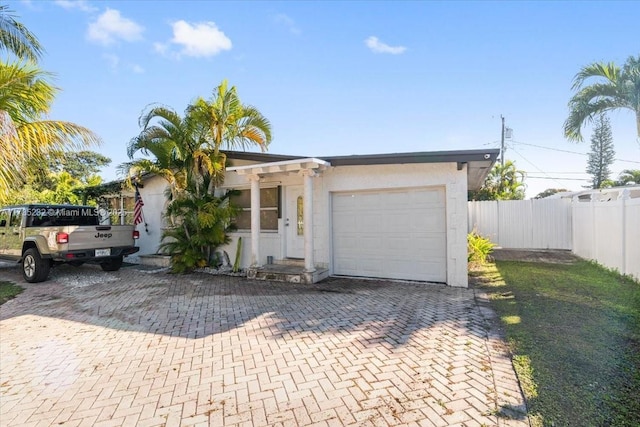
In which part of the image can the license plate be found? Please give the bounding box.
[95,248,111,257]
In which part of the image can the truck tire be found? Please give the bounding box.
[101,256,123,272]
[22,248,51,283]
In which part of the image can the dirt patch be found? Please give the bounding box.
[490,249,579,264]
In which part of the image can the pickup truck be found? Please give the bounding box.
[0,204,140,283]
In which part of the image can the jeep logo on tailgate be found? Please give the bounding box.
[95,232,112,239]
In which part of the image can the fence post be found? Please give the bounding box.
[619,189,629,276]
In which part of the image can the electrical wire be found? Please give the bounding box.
[509,139,640,164]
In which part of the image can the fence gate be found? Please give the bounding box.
[468,198,572,250]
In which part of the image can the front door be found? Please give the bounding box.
[285,186,304,258]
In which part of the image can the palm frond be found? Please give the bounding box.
[0,5,44,62]
[572,62,620,91]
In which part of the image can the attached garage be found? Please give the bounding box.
[332,187,447,282]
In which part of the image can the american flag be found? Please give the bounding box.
[134,187,144,225]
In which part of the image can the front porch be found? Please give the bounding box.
[227,158,331,284]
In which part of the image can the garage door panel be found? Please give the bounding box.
[332,187,447,282]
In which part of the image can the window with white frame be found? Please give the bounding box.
[230,187,279,231]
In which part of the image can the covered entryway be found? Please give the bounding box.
[332,186,447,282]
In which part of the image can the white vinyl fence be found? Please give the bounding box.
[468,198,572,250]
[572,190,640,281]
[468,187,640,281]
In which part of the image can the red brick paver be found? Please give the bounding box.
[0,263,528,426]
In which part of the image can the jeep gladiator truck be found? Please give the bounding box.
[0,204,140,283]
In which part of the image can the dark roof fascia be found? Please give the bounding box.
[223,149,500,166]
[321,149,500,166]
[223,151,303,163]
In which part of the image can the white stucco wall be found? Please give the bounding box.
[134,175,169,259]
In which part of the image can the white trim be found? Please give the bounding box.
[228,158,330,175]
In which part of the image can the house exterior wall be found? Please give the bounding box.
[133,175,169,260]
[135,161,470,287]
[221,162,468,286]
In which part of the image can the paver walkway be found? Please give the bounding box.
[0,263,528,426]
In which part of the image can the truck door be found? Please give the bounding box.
[6,208,24,258]
[0,209,8,255]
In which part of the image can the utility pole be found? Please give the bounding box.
[500,115,505,168]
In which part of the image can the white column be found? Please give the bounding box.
[249,174,261,267]
[302,169,315,272]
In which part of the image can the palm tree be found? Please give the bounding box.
[564,55,640,142]
[0,62,100,203]
[123,104,218,199]
[187,79,272,189]
[470,160,526,201]
[0,5,43,62]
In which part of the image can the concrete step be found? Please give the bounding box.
[273,258,305,267]
[248,265,330,284]
[139,254,171,268]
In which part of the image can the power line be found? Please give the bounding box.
[526,176,590,181]
[509,139,640,164]
[510,146,566,188]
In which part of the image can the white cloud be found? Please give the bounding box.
[273,13,301,35]
[158,20,232,59]
[365,36,407,55]
[131,64,144,74]
[87,8,144,46]
[54,0,97,13]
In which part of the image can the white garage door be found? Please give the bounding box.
[332,187,447,282]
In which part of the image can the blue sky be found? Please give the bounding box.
[12,0,640,198]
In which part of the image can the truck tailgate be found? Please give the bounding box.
[66,225,135,252]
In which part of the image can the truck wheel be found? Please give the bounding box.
[101,256,123,272]
[22,248,50,283]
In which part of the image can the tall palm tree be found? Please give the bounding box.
[564,55,640,142]
[187,79,272,188]
[0,5,43,62]
[0,62,100,203]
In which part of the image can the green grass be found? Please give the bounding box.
[0,281,23,305]
[473,260,640,427]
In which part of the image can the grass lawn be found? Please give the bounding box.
[472,259,640,427]
[0,281,23,306]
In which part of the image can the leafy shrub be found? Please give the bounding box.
[160,190,238,273]
[468,229,496,265]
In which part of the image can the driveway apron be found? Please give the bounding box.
[0,263,528,426]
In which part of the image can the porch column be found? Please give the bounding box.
[248,174,261,267]
[302,169,316,272]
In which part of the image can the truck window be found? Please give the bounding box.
[9,209,23,227]
[0,209,7,227]
[27,207,99,227]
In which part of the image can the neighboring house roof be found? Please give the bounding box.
[550,185,640,201]
[224,149,499,190]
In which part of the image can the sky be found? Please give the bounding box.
[10,0,640,198]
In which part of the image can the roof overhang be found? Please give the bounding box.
[225,149,498,190]
[227,157,331,176]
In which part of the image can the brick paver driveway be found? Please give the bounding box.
[0,263,527,427]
